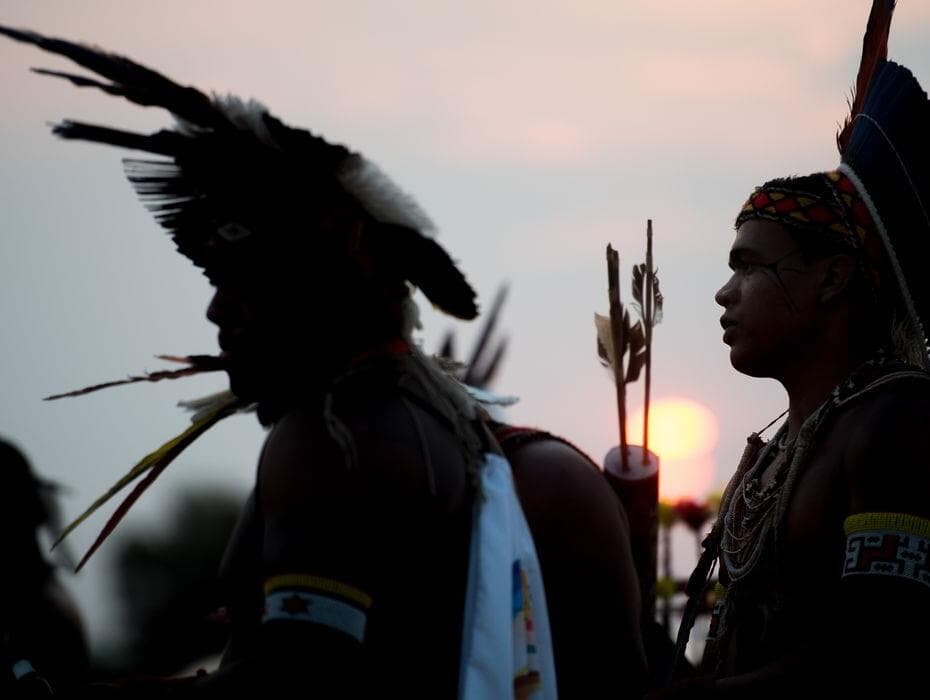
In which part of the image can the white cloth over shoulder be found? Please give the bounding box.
[458,452,558,699]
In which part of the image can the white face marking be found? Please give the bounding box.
[217,222,252,241]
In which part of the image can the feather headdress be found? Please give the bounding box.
[735,0,930,368]
[1,24,480,567]
[0,24,478,319]
[834,0,930,367]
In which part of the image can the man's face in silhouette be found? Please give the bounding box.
[715,219,822,378]
[206,274,300,401]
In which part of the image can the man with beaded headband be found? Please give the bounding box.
[663,1,930,697]
[0,24,651,699]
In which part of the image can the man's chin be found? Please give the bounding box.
[728,346,777,379]
[225,368,262,403]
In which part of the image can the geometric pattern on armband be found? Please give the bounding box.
[843,512,930,588]
[262,574,373,643]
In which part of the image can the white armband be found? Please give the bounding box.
[262,574,373,642]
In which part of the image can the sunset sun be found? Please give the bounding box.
[627,397,719,501]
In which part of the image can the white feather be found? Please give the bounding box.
[337,154,437,236]
[178,389,255,423]
[203,94,278,148]
[461,384,520,407]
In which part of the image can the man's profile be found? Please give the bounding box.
[1,23,647,698]
[668,2,930,696]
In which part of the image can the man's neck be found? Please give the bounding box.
[254,336,411,425]
[779,327,871,442]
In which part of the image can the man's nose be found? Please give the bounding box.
[206,288,226,326]
[715,273,738,308]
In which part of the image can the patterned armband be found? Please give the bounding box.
[843,512,930,589]
[262,574,373,642]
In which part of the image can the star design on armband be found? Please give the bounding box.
[281,593,311,615]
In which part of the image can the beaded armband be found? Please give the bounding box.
[843,512,930,589]
[262,574,373,642]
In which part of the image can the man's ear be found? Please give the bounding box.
[819,253,858,303]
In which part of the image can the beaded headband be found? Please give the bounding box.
[734,171,876,248]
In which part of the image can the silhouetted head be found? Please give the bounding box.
[716,170,926,378]
[0,438,53,537]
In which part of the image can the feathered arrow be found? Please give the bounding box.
[631,221,663,459]
[596,222,663,470]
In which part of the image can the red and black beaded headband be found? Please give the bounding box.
[734,171,877,248]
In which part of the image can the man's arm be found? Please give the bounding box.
[835,389,930,682]
[716,390,930,698]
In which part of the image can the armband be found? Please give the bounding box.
[843,512,930,588]
[262,574,373,642]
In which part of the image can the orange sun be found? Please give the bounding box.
[627,397,719,501]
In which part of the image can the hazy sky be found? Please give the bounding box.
[3,1,929,650]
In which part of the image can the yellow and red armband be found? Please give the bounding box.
[843,512,930,589]
[262,574,373,643]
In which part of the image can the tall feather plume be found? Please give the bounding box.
[0,23,478,318]
[0,26,223,127]
[837,0,896,154]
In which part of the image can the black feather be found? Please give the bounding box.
[437,331,456,360]
[386,224,478,320]
[464,284,508,379]
[0,25,221,127]
[3,24,477,318]
[470,336,508,388]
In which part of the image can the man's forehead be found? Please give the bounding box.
[730,220,795,257]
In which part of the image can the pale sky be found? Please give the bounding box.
[3,1,929,650]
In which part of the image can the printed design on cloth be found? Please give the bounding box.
[512,559,541,698]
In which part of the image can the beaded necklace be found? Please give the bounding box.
[719,430,792,583]
[670,353,929,680]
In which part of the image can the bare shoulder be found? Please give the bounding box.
[509,436,607,496]
[840,376,930,517]
[259,390,471,515]
[507,434,628,539]
[257,407,346,512]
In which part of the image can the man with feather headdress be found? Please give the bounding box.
[0,25,650,699]
[664,2,930,697]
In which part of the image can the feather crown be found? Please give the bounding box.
[735,1,930,367]
[0,25,478,320]
[835,0,930,366]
